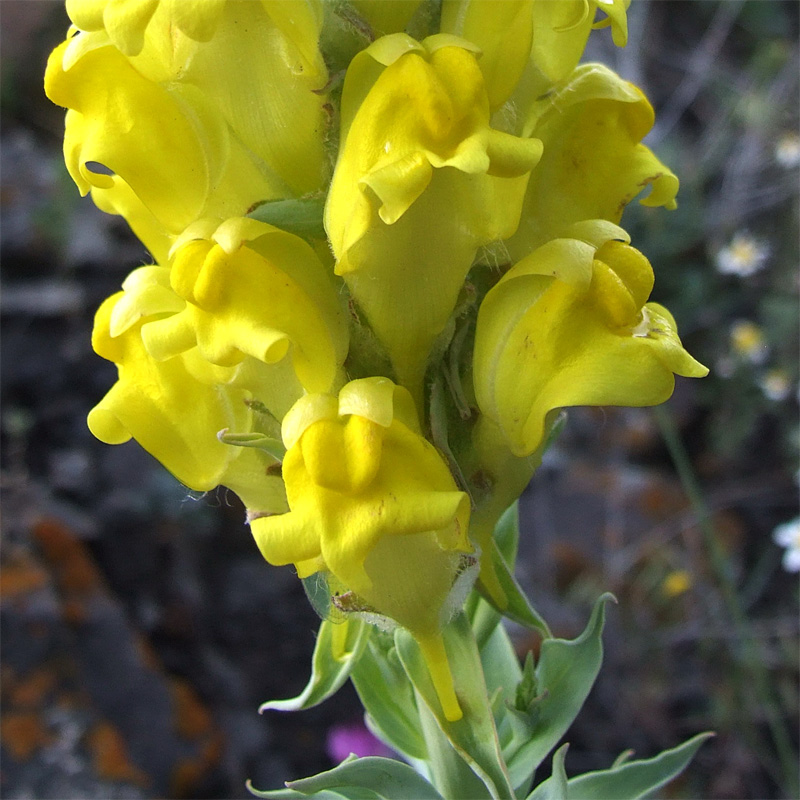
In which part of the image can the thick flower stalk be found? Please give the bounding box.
[47,1,712,795]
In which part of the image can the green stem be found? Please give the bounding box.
[653,404,799,798]
[416,689,495,800]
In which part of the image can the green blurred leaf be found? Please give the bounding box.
[527,744,569,800]
[395,612,516,800]
[260,618,370,712]
[351,633,427,761]
[284,755,444,800]
[506,595,614,793]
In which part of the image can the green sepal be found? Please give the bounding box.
[526,733,714,800]
[351,633,428,761]
[218,429,286,461]
[270,755,445,800]
[395,612,516,800]
[527,744,569,800]
[259,617,370,712]
[247,196,326,240]
[506,594,615,795]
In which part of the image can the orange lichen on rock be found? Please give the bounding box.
[86,721,150,786]
[1,711,53,759]
[0,562,49,600]
[170,680,214,740]
[7,667,57,708]
[170,733,225,799]
[33,518,104,597]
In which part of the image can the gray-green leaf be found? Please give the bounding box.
[395,613,516,800]
[528,744,569,800]
[507,594,614,792]
[351,634,427,761]
[260,617,370,712]
[565,732,714,800]
[287,756,444,800]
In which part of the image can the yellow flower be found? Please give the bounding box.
[325,33,542,399]
[139,217,348,395]
[88,288,287,515]
[662,570,692,598]
[474,221,708,457]
[730,320,768,364]
[501,64,678,264]
[250,378,472,721]
[45,0,328,245]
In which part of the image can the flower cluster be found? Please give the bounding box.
[47,0,706,721]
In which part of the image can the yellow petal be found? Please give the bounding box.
[504,64,678,262]
[88,293,249,490]
[441,0,534,109]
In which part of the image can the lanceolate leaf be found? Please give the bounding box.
[527,744,569,800]
[395,612,516,800]
[260,617,370,712]
[564,732,714,800]
[351,633,428,761]
[247,782,349,799]
[507,594,614,792]
[285,755,445,800]
[490,541,552,637]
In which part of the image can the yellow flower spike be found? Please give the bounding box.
[474,229,708,457]
[503,64,678,263]
[141,219,347,394]
[441,0,534,110]
[250,378,472,720]
[326,34,542,398]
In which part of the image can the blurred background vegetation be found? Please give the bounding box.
[1,1,798,798]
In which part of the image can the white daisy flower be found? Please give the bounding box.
[773,517,800,572]
[716,233,770,277]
